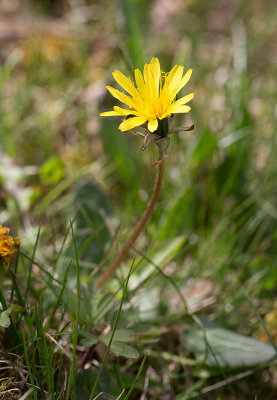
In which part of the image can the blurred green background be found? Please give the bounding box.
[1,0,277,398]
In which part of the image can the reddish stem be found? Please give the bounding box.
[96,149,164,288]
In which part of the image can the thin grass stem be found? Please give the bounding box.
[123,353,147,400]
[89,260,135,399]
[244,291,277,355]
[66,221,81,399]
[24,226,41,302]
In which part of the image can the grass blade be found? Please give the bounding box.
[89,259,135,400]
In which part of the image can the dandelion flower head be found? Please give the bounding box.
[100,57,194,135]
[0,225,20,269]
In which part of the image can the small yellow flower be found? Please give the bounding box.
[0,226,20,269]
[100,57,194,135]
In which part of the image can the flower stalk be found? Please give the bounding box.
[97,57,194,286]
[96,144,164,288]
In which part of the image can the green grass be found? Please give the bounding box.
[0,0,277,399]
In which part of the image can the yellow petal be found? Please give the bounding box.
[143,62,158,100]
[150,58,160,94]
[100,110,119,117]
[167,65,184,93]
[148,119,158,132]
[106,86,138,109]
[143,63,150,85]
[100,106,137,117]
[143,63,152,96]
[113,106,138,115]
[119,116,147,131]
[169,93,194,109]
[135,69,146,97]
[175,68,193,95]
[166,65,181,82]
[170,105,191,114]
[112,70,138,98]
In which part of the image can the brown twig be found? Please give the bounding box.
[96,147,164,287]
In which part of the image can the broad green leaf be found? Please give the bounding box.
[0,304,26,329]
[132,323,168,337]
[80,330,98,347]
[183,320,276,369]
[101,329,139,359]
[131,323,168,344]
[107,341,139,359]
[102,329,134,343]
[80,337,98,348]
[0,310,11,328]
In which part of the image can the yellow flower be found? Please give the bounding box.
[100,57,194,135]
[0,226,20,269]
